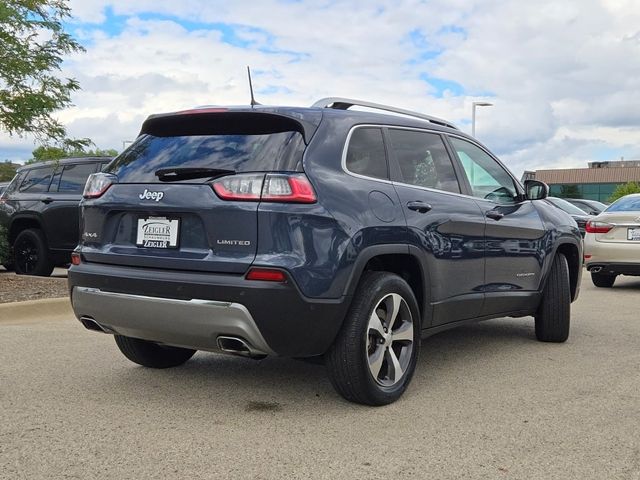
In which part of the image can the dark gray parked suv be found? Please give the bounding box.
[68,99,582,405]
[0,157,112,275]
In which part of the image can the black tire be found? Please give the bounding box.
[591,272,616,288]
[114,335,196,369]
[535,253,571,343]
[13,229,55,276]
[325,271,421,406]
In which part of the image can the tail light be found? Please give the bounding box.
[585,220,613,234]
[83,173,117,199]
[71,251,81,265]
[211,173,316,204]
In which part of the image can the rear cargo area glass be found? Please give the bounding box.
[106,131,305,183]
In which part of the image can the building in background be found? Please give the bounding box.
[522,160,640,202]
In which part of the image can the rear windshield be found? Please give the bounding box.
[605,196,640,212]
[106,132,305,183]
[547,197,590,215]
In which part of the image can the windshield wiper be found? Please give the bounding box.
[155,167,235,182]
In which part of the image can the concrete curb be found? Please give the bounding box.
[0,297,73,324]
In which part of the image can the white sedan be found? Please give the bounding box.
[584,193,640,287]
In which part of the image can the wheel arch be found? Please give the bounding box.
[344,244,430,323]
[553,240,581,302]
[8,215,45,244]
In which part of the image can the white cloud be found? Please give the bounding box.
[2,0,640,179]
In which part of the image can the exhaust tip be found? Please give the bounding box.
[216,336,266,359]
[590,266,602,273]
[79,316,108,333]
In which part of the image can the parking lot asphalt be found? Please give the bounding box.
[1,275,639,480]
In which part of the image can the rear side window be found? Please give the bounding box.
[55,163,98,193]
[107,132,305,183]
[388,129,460,193]
[345,128,387,180]
[19,166,54,193]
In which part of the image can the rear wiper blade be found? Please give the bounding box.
[155,167,235,182]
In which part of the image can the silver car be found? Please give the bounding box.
[584,193,640,287]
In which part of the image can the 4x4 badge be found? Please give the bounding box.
[139,189,164,202]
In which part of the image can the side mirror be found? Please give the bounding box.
[524,180,549,200]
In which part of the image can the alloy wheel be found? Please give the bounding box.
[366,293,414,387]
[15,237,39,274]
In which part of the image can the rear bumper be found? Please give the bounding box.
[68,262,350,357]
[585,262,640,276]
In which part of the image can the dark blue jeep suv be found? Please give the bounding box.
[68,98,582,405]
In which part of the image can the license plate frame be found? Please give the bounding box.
[136,216,180,249]
[627,227,640,241]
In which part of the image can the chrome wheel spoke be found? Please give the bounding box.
[385,293,402,330]
[368,346,385,379]
[392,322,413,343]
[368,311,385,337]
[386,348,403,384]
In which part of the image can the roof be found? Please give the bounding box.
[534,167,640,185]
[17,157,112,172]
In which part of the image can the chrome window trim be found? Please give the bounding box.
[340,124,476,199]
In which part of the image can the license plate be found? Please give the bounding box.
[627,228,640,241]
[136,217,179,248]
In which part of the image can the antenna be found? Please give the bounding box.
[247,66,260,107]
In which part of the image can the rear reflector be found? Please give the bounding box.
[585,221,613,234]
[83,173,117,199]
[211,173,316,203]
[71,252,81,265]
[246,268,287,282]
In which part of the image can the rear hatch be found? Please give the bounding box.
[590,211,640,243]
[80,109,318,273]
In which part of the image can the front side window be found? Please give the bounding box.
[388,129,460,193]
[449,137,517,204]
[345,127,387,180]
[19,166,55,193]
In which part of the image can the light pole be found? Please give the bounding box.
[471,101,493,137]
[122,140,133,151]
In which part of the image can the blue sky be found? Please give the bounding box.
[2,0,640,178]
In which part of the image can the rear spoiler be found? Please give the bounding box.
[140,109,322,144]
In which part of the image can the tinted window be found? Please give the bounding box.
[345,128,387,180]
[57,163,98,193]
[389,129,459,193]
[606,196,640,212]
[449,137,517,204]
[19,167,54,193]
[107,132,305,183]
[547,197,590,215]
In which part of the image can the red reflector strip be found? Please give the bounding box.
[584,255,592,259]
[71,252,81,265]
[246,268,286,282]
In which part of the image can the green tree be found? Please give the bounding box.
[0,0,89,149]
[0,160,17,181]
[27,145,118,163]
[609,182,640,203]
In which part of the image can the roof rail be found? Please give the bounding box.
[311,97,458,130]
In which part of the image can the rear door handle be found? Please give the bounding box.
[407,201,432,213]
[41,197,54,204]
[486,210,504,220]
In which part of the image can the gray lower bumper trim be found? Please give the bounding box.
[71,287,275,355]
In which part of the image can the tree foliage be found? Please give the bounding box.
[0,160,17,181]
[26,145,119,163]
[609,182,640,203]
[0,0,88,149]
